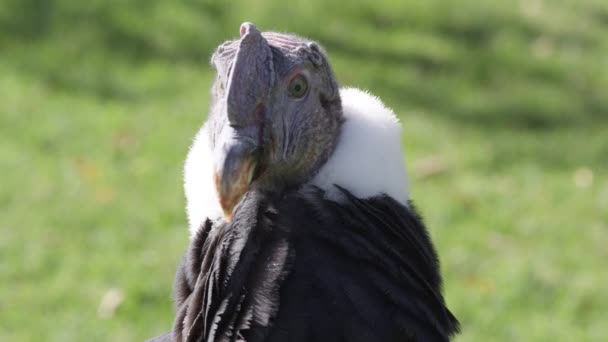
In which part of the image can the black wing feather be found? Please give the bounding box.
[148,186,459,341]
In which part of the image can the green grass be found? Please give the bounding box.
[1,0,607,341]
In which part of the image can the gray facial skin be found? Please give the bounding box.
[206,23,343,218]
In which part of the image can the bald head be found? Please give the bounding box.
[206,23,343,219]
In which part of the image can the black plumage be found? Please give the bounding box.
[149,186,459,342]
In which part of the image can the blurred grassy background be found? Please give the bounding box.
[1,0,607,341]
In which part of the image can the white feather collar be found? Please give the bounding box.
[184,87,409,236]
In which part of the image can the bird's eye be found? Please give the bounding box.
[288,75,308,98]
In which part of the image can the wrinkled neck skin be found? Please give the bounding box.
[252,118,343,195]
[184,87,410,236]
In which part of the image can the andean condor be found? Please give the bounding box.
[149,23,459,342]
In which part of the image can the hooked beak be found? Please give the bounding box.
[213,125,261,221]
[213,22,272,221]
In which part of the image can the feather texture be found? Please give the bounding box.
[148,186,459,342]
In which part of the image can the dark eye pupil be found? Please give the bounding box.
[289,75,308,98]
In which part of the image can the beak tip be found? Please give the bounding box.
[219,196,236,222]
[223,209,233,222]
[214,166,255,222]
[213,136,259,222]
[214,172,231,219]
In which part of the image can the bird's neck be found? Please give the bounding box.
[184,87,410,237]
